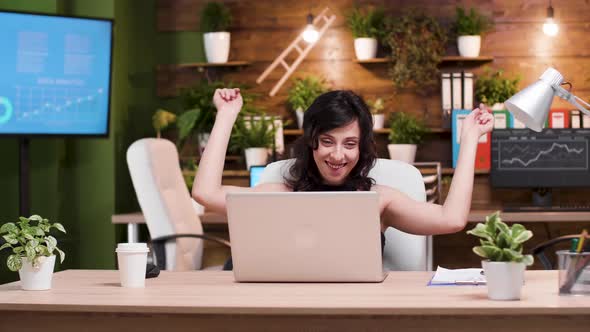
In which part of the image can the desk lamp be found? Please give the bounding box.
[505,67,590,132]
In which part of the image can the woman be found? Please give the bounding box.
[193,88,493,236]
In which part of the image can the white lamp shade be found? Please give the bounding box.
[505,68,564,132]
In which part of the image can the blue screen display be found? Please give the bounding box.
[0,12,112,135]
[249,166,266,187]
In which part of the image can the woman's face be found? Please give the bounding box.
[312,120,360,185]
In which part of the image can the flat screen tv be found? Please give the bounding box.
[0,11,113,136]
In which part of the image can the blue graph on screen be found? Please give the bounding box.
[0,12,112,135]
[498,139,588,170]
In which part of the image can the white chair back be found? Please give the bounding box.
[259,158,432,271]
[126,138,205,270]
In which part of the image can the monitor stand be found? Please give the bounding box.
[502,188,553,212]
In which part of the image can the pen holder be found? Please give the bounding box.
[557,250,590,296]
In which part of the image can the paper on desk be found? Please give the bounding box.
[429,266,486,286]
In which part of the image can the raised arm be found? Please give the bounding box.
[191,88,248,213]
[380,106,494,235]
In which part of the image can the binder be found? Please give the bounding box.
[548,109,569,128]
[463,72,474,110]
[492,110,511,129]
[441,73,452,128]
[452,73,463,109]
[452,109,491,171]
[582,114,590,128]
[571,110,581,128]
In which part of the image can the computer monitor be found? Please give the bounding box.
[491,128,590,206]
[249,165,266,187]
[0,11,113,136]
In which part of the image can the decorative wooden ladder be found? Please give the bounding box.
[256,7,336,97]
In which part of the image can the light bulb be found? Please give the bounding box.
[302,24,319,43]
[543,18,559,36]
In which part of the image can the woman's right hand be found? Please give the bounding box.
[213,88,243,118]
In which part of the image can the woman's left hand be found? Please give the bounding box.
[461,104,494,140]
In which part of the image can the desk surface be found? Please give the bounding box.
[112,210,590,226]
[0,270,588,315]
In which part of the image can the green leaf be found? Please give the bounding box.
[7,254,22,272]
[0,222,17,234]
[56,248,66,263]
[502,248,522,261]
[521,254,534,266]
[496,219,509,234]
[513,230,533,244]
[12,246,24,254]
[45,236,57,252]
[177,109,200,141]
[25,246,36,261]
[473,245,502,260]
[52,223,66,234]
[3,234,18,245]
[466,223,492,241]
[28,215,42,222]
[497,231,512,249]
[18,216,29,223]
[0,242,12,251]
[33,227,45,236]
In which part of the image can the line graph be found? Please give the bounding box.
[498,139,588,170]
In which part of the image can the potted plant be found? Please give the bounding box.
[367,98,385,130]
[387,112,428,163]
[386,10,447,116]
[0,215,66,290]
[152,109,177,138]
[467,211,534,300]
[475,68,520,110]
[287,76,328,129]
[346,6,386,60]
[231,114,276,170]
[200,2,232,63]
[452,7,493,58]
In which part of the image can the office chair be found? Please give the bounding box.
[126,138,230,271]
[259,158,432,271]
[531,234,589,269]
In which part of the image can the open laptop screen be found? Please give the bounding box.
[249,165,266,187]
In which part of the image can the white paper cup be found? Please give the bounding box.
[115,243,149,288]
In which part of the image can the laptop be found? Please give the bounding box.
[226,191,386,282]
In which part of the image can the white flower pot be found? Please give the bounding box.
[354,37,378,60]
[387,144,417,164]
[482,261,525,301]
[204,32,230,63]
[372,114,385,130]
[296,108,305,129]
[457,35,481,57]
[245,147,269,170]
[18,255,56,291]
[490,103,505,111]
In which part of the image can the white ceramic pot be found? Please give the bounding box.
[457,35,481,57]
[245,147,269,170]
[296,108,305,129]
[387,144,417,164]
[372,114,385,130]
[354,37,378,60]
[482,261,525,301]
[18,255,56,291]
[203,32,230,63]
[490,103,505,111]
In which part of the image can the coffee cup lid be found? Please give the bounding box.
[116,242,149,253]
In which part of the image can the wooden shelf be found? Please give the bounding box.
[441,168,490,175]
[353,56,493,64]
[157,61,251,71]
[284,128,451,136]
[183,169,249,177]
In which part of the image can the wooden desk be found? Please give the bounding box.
[1,270,589,332]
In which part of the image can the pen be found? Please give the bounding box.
[576,230,587,253]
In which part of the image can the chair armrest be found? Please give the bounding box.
[151,233,230,248]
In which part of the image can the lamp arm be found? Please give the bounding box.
[554,85,590,116]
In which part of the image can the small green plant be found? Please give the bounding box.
[467,211,534,266]
[230,115,275,151]
[386,10,447,95]
[475,68,520,106]
[346,6,387,40]
[367,98,385,114]
[200,2,232,32]
[287,76,328,112]
[452,7,494,36]
[0,215,66,272]
[388,112,429,144]
[152,109,177,138]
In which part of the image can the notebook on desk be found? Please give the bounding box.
[226,191,386,282]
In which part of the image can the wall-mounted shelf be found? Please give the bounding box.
[283,128,451,136]
[353,56,494,64]
[157,61,251,71]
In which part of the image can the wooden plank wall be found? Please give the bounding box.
[157,0,590,268]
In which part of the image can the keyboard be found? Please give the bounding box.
[503,205,590,212]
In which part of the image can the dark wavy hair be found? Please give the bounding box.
[286,90,377,191]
